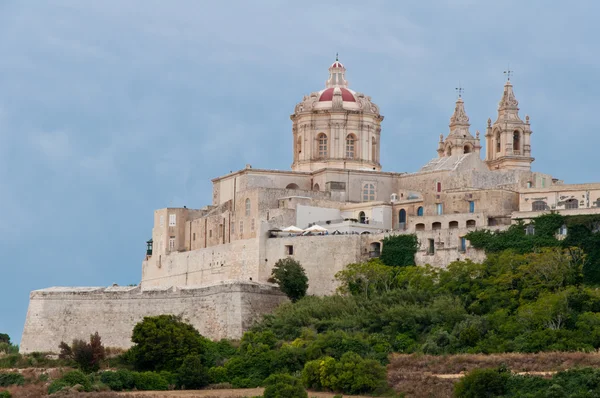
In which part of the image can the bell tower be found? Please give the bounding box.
[437,92,481,158]
[485,75,534,170]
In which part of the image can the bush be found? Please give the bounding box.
[100,369,136,391]
[208,366,228,384]
[58,332,106,372]
[269,258,309,302]
[177,355,209,389]
[129,315,213,372]
[0,373,24,387]
[48,370,92,394]
[454,367,510,398]
[132,371,169,391]
[263,374,307,398]
[0,391,11,398]
[301,352,387,394]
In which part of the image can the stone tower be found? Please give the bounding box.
[290,57,384,172]
[437,95,481,157]
[485,79,534,170]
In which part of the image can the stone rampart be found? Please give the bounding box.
[20,282,286,354]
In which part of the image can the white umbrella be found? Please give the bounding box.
[282,225,304,233]
[304,224,328,233]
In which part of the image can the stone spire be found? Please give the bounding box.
[496,80,522,123]
[325,56,349,88]
[438,96,480,157]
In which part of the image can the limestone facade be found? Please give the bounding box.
[21,57,600,353]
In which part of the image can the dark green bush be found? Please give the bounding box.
[208,366,228,384]
[48,369,92,394]
[0,391,11,398]
[176,355,208,389]
[263,374,307,398]
[0,373,24,387]
[453,367,511,398]
[100,371,123,391]
[269,258,309,302]
[132,371,168,391]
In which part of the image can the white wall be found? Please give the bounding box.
[296,204,342,228]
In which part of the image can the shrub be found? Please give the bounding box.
[0,373,24,387]
[58,332,106,372]
[454,367,510,398]
[132,371,169,391]
[208,366,228,384]
[129,315,213,371]
[301,352,386,394]
[0,335,9,345]
[177,355,209,389]
[0,391,11,398]
[380,234,418,267]
[263,374,307,398]
[47,370,92,395]
[269,258,309,302]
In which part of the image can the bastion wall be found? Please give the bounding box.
[20,282,286,354]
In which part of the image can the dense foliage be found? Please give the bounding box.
[380,234,419,267]
[269,258,309,302]
[467,213,600,283]
[0,373,24,387]
[59,332,106,372]
[455,366,600,397]
[263,374,307,398]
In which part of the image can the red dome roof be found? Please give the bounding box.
[330,61,344,68]
[319,87,356,102]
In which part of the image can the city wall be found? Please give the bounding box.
[20,282,286,354]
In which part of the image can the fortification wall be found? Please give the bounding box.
[20,282,286,354]
[141,238,260,288]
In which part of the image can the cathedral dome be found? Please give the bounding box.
[318,87,356,102]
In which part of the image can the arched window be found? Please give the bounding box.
[415,223,425,231]
[369,242,381,258]
[362,183,375,202]
[447,147,452,156]
[532,200,547,211]
[399,209,407,224]
[417,206,424,216]
[449,221,459,229]
[513,131,520,152]
[463,145,471,154]
[525,224,535,235]
[436,182,442,193]
[297,136,302,154]
[358,211,366,224]
[466,219,476,228]
[346,134,356,159]
[317,133,328,157]
[565,199,578,209]
[496,132,501,153]
[286,183,300,190]
[245,198,251,216]
[432,222,442,230]
[313,183,320,191]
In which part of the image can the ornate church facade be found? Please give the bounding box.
[21,58,600,353]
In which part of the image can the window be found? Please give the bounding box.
[362,183,375,202]
[245,198,251,216]
[160,215,164,227]
[469,201,475,213]
[428,239,435,255]
[432,222,442,230]
[496,132,501,153]
[542,178,546,188]
[371,137,377,162]
[525,224,535,235]
[436,203,443,215]
[209,230,212,238]
[513,131,520,152]
[449,221,459,229]
[169,236,175,250]
[527,181,532,188]
[436,182,442,193]
[219,224,223,237]
[286,183,300,190]
[463,145,471,154]
[251,219,255,231]
[369,242,381,258]
[169,214,176,226]
[359,211,366,224]
[193,233,196,241]
[565,199,578,209]
[239,220,244,235]
[285,245,294,256]
[467,219,476,228]
[346,134,356,158]
[417,206,424,216]
[297,136,302,154]
[415,223,425,231]
[459,237,467,252]
[532,200,547,211]
[399,209,407,224]
[317,133,328,157]
[558,224,568,236]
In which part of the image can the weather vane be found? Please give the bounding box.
[504,64,513,81]
[455,82,464,98]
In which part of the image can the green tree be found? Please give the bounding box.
[263,374,307,398]
[177,355,209,389]
[454,367,510,398]
[335,259,397,298]
[0,334,9,345]
[269,258,309,302]
[129,315,212,371]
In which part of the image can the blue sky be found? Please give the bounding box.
[1,0,598,344]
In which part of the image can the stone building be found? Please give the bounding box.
[21,58,600,353]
